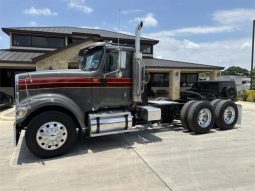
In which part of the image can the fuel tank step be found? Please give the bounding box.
[88,111,132,134]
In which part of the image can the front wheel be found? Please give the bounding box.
[25,111,77,158]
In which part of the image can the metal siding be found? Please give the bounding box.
[0,50,45,63]
[3,27,156,42]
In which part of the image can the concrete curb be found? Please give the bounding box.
[10,130,25,167]
[0,107,15,121]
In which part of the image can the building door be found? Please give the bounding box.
[98,50,132,108]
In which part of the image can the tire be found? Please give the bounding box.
[25,111,77,158]
[210,99,222,110]
[188,101,215,134]
[180,100,197,131]
[214,100,238,130]
[223,87,236,99]
[210,99,222,128]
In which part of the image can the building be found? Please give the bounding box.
[0,26,224,99]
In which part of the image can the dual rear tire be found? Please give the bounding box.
[180,99,238,134]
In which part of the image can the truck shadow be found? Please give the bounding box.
[15,122,210,165]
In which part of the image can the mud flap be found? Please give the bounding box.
[13,122,21,146]
[236,104,242,126]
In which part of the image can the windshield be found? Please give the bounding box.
[80,48,103,71]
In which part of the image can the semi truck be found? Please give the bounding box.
[14,22,241,158]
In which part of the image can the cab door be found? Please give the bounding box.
[99,50,133,108]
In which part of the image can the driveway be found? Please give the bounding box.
[0,101,255,191]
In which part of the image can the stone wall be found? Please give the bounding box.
[36,40,95,71]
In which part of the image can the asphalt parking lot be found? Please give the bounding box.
[0,101,255,191]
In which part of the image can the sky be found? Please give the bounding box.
[0,0,255,69]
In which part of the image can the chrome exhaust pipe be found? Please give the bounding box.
[135,21,143,54]
[133,21,144,103]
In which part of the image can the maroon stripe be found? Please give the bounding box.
[18,77,132,90]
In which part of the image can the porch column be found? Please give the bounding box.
[210,70,220,80]
[169,69,181,100]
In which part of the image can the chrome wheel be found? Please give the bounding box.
[197,108,212,128]
[36,121,68,150]
[223,106,235,124]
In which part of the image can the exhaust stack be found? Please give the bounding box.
[133,21,144,103]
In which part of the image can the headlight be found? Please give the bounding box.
[16,107,28,119]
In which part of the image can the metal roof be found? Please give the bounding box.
[2,26,158,44]
[0,49,224,70]
[144,58,224,70]
[0,49,45,63]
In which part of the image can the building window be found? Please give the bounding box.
[151,73,169,87]
[181,73,198,87]
[68,62,79,69]
[32,36,48,48]
[126,44,153,55]
[141,44,153,54]
[48,37,65,48]
[68,38,83,45]
[13,35,31,47]
[12,34,65,48]
[0,69,34,87]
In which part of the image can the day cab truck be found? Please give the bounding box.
[14,22,242,158]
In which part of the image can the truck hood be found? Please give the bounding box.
[17,69,93,80]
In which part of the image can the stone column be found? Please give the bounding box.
[210,70,220,80]
[169,69,181,100]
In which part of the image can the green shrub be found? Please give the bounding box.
[246,90,255,102]
[237,90,248,101]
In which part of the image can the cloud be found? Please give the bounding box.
[29,21,38,27]
[147,25,235,37]
[120,9,143,15]
[212,8,255,25]
[27,21,46,27]
[134,13,158,27]
[80,26,100,29]
[67,0,93,14]
[146,33,252,69]
[24,6,58,16]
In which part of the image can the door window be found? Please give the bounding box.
[105,51,119,73]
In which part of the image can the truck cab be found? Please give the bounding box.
[78,42,134,110]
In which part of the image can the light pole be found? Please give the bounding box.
[251,20,255,90]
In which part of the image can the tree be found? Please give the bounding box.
[221,66,249,76]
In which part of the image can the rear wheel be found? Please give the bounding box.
[188,101,215,134]
[25,111,77,158]
[180,100,196,131]
[210,99,222,110]
[210,99,222,128]
[214,100,238,130]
